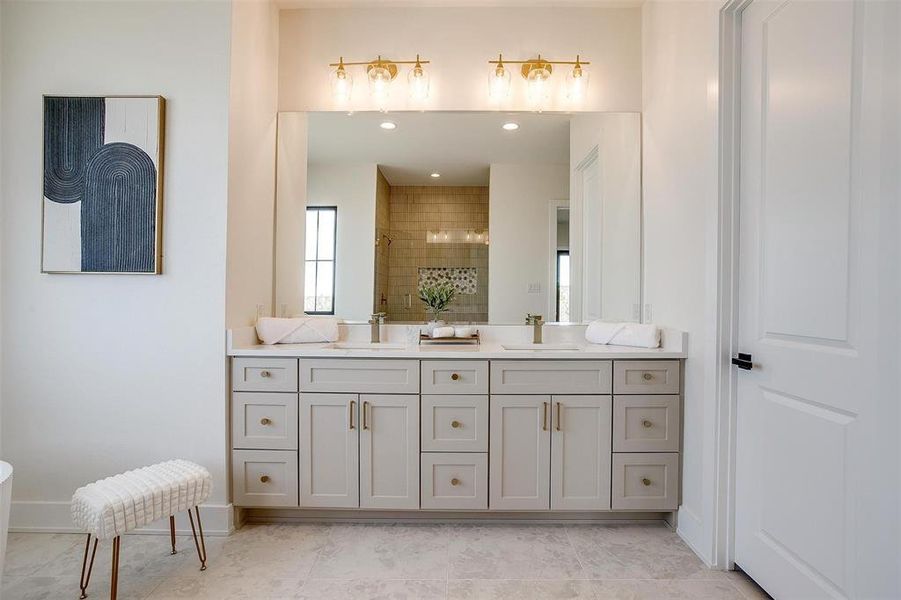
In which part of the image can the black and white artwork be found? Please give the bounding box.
[42,96,164,274]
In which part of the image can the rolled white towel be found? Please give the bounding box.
[256,316,339,345]
[585,321,660,349]
[431,326,456,339]
[454,326,475,338]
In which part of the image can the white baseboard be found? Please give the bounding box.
[10,501,235,536]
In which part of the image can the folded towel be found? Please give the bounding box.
[256,316,339,345]
[454,326,475,338]
[431,326,456,339]
[585,321,660,348]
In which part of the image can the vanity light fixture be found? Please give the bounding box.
[329,57,353,104]
[502,122,520,131]
[489,54,513,101]
[488,54,590,110]
[380,121,397,130]
[329,55,431,110]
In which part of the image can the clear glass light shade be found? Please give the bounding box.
[488,65,512,101]
[330,67,353,103]
[368,65,393,111]
[566,66,589,101]
[408,65,430,101]
[526,66,552,110]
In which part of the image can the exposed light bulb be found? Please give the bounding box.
[330,58,353,104]
[526,64,551,111]
[368,60,393,112]
[489,54,511,101]
[430,172,441,178]
[380,121,397,130]
[502,122,520,131]
[566,56,589,102]
[408,55,430,102]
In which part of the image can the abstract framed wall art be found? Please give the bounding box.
[41,96,165,274]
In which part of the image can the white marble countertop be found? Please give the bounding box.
[227,324,687,360]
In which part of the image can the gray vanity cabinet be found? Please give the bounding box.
[299,393,359,508]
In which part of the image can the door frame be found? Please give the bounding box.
[712,0,754,571]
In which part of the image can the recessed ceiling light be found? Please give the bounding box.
[380,121,397,130]
[502,122,520,131]
[430,172,441,178]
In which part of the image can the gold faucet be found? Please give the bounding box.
[369,313,387,343]
[525,313,544,344]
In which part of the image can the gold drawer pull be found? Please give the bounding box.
[642,419,652,428]
[641,477,651,486]
[363,401,370,430]
[542,402,549,431]
[451,420,462,428]
[260,417,272,426]
[349,400,356,430]
[642,372,653,381]
[450,478,460,486]
[260,370,271,378]
[451,373,460,381]
[260,475,271,483]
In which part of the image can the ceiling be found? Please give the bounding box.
[307,111,571,186]
[277,1,642,8]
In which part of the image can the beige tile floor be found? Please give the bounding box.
[1,523,771,599]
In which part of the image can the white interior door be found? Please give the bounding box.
[300,393,359,508]
[359,394,419,509]
[734,2,899,599]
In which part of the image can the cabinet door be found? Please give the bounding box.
[489,395,551,510]
[551,395,612,510]
[300,393,359,508]
[359,394,419,509]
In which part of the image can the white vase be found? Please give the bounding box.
[0,461,12,589]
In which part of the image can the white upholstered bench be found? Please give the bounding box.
[71,460,212,599]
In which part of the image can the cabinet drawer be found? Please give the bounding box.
[612,452,679,511]
[232,449,298,507]
[613,360,680,394]
[613,396,680,452]
[232,358,298,392]
[421,453,488,510]
[490,360,612,394]
[232,393,298,450]
[421,360,488,394]
[421,395,488,452]
[300,359,419,394]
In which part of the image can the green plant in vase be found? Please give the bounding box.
[418,282,456,328]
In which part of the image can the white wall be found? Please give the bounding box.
[488,164,569,323]
[226,0,279,328]
[275,112,308,317]
[307,163,377,321]
[641,0,722,565]
[0,0,233,532]
[279,7,641,113]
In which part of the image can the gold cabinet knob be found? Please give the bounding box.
[260,417,272,426]
[451,373,460,381]
[451,420,461,428]
[641,477,651,486]
[260,370,271,378]
[642,372,653,381]
[642,419,652,428]
[260,475,271,483]
[450,478,460,486]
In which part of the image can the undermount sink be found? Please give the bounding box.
[501,343,581,352]
[327,342,406,351]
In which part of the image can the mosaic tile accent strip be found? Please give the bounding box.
[419,267,477,295]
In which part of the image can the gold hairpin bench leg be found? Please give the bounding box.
[187,506,207,571]
[169,515,177,555]
[110,536,121,600]
[79,533,98,599]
